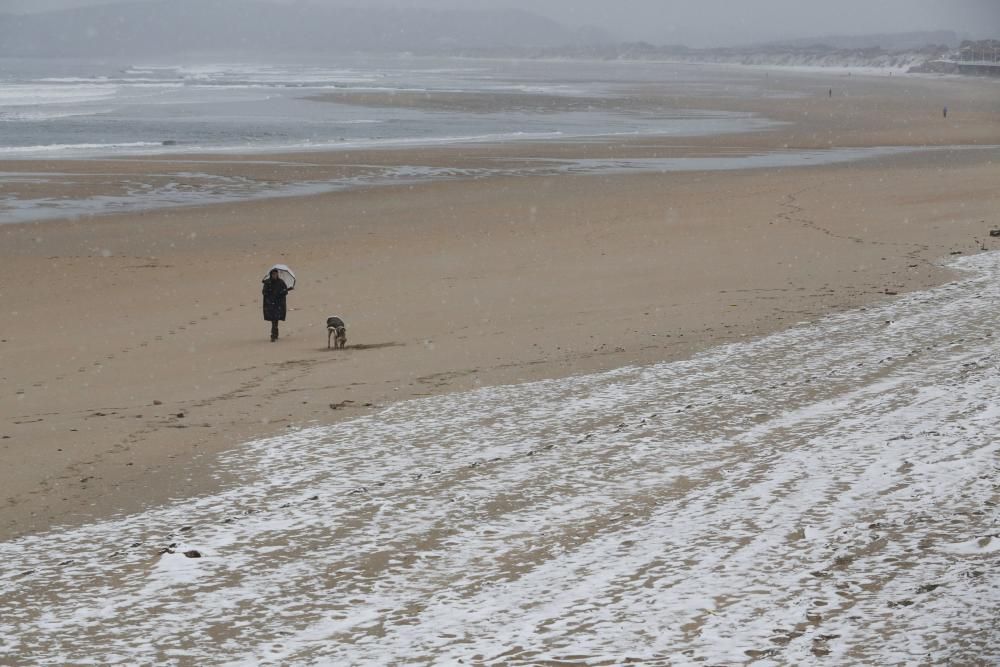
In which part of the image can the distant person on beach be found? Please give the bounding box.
[943,106,948,118]
[262,268,290,342]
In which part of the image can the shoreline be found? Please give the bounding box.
[4,143,997,226]
[4,63,998,226]
[2,67,999,541]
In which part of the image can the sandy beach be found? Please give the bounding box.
[2,58,1000,663]
[2,67,999,541]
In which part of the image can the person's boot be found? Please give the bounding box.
[271,322,279,342]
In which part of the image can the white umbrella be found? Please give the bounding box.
[265,264,296,289]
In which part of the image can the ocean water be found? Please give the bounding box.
[0,56,800,224]
[1,252,997,665]
[4,56,996,226]
[0,56,780,158]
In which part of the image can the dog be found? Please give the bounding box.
[326,316,347,349]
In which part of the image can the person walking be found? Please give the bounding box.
[262,267,291,341]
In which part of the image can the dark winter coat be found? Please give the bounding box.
[262,277,289,322]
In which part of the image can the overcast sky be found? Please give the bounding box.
[2,0,998,46]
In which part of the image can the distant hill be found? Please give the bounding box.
[0,0,592,57]
[759,31,961,51]
[459,32,982,75]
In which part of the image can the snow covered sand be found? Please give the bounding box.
[2,252,997,665]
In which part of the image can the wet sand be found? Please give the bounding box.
[2,67,999,541]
